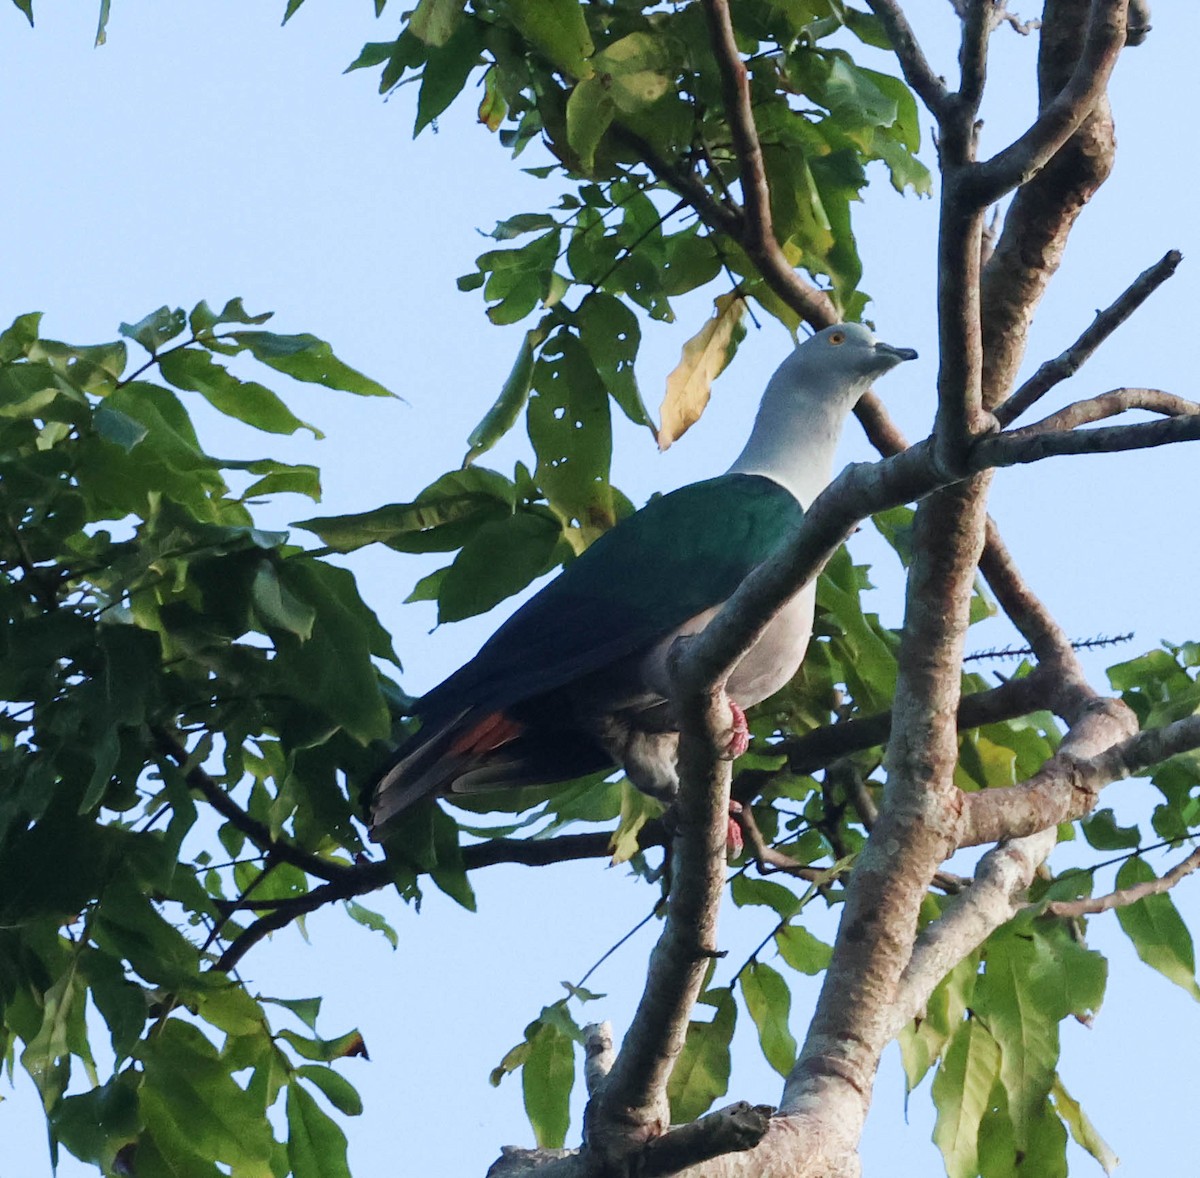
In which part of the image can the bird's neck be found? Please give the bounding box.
[727,382,853,507]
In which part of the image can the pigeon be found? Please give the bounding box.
[372,323,916,830]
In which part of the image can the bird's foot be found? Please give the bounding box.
[726,799,744,859]
[720,699,750,760]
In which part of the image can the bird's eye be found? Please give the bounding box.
[829,331,846,345]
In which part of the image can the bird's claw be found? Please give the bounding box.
[720,699,750,761]
[726,799,744,859]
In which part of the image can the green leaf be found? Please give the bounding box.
[898,951,978,1094]
[21,960,91,1110]
[667,987,735,1122]
[522,1020,575,1149]
[11,0,33,27]
[415,19,486,135]
[278,1028,368,1063]
[408,0,466,45]
[528,331,614,539]
[731,874,801,919]
[739,962,797,1076]
[294,466,515,554]
[775,923,832,976]
[1081,807,1141,851]
[428,803,478,910]
[49,1073,140,1171]
[262,996,323,1032]
[577,293,651,430]
[158,347,319,437]
[437,509,564,623]
[251,559,317,638]
[270,560,394,742]
[94,405,149,451]
[81,950,147,1061]
[286,1081,352,1178]
[610,781,662,864]
[490,213,558,240]
[119,306,187,355]
[0,310,43,359]
[593,32,671,113]
[463,325,547,464]
[137,1020,275,1170]
[296,1065,364,1117]
[508,0,594,78]
[188,296,273,335]
[344,900,399,949]
[240,458,322,501]
[566,76,615,174]
[1114,856,1200,999]
[1051,1074,1119,1175]
[932,1017,1001,1178]
[229,331,394,398]
[94,0,110,46]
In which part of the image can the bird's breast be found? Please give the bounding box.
[639,582,817,708]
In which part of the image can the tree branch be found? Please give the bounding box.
[962,714,1200,847]
[1020,387,1200,433]
[891,828,1058,1030]
[995,249,1184,426]
[697,0,838,328]
[970,0,1130,207]
[152,727,357,887]
[955,0,994,119]
[866,0,951,117]
[584,680,734,1159]
[978,410,1200,464]
[778,664,1058,775]
[979,0,1119,405]
[1046,846,1200,918]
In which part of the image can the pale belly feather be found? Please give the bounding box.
[638,582,817,707]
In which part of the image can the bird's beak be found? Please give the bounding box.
[875,341,918,362]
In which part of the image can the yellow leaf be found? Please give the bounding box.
[658,292,747,451]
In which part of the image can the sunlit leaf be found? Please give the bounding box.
[667,988,735,1123]
[286,1080,352,1178]
[658,292,746,450]
[739,962,797,1076]
[1114,856,1200,999]
[932,1017,1000,1178]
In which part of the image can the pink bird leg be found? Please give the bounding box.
[724,699,750,759]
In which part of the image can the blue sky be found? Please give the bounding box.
[3,3,1199,1175]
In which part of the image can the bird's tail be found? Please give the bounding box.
[369,708,527,832]
[369,707,615,835]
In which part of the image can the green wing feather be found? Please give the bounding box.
[417,473,805,720]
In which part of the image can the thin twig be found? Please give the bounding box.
[996,249,1184,426]
[1046,846,1200,918]
[1022,387,1200,433]
[152,727,357,886]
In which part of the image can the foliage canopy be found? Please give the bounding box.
[1,2,1194,1177]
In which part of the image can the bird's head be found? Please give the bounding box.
[796,323,918,398]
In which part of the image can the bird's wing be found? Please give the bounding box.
[416,473,806,723]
